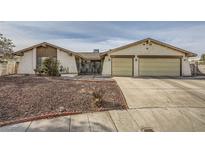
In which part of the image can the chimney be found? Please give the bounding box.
[93,49,99,53]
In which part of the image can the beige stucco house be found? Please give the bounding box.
[15,42,82,74]
[14,38,197,77]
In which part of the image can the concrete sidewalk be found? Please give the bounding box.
[1,107,205,132]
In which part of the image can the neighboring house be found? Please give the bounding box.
[14,38,197,77]
[188,57,200,64]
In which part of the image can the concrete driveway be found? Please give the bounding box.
[114,77,205,109]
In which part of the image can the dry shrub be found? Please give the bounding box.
[92,88,105,107]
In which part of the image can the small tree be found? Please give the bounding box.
[0,33,15,57]
[43,58,60,76]
[200,54,205,61]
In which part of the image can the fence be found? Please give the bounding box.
[0,59,18,76]
[190,61,205,76]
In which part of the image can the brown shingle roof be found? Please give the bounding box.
[78,52,101,60]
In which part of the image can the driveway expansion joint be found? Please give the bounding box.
[107,112,119,132]
[25,121,32,132]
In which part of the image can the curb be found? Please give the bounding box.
[0,108,120,127]
[0,111,82,127]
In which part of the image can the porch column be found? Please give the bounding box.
[134,55,138,77]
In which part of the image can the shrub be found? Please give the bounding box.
[43,58,60,76]
[59,65,69,74]
[92,89,104,107]
[34,58,60,76]
[200,54,205,61]
[34,65,45,76]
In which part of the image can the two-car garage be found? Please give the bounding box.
[102,38,195,77]
[111,56,181,77]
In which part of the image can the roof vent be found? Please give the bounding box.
[93,49,99,53]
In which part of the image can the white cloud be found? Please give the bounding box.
[130,24,205,55]
[48,38,134,52]
[0,21,205,56]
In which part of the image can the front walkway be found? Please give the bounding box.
[1,107,205,132]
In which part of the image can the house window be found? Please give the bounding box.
[37,57,49,66]
[36,45,57,67]
[37,57,57,67]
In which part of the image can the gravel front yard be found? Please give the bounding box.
[0,75,127,124]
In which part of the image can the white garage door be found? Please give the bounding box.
[139,58,181,76]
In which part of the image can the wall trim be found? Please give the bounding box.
[110,55,135,58]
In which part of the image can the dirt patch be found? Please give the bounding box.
[0,75,127,124]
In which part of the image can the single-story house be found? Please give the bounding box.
[14,38,197,77]
[14,42,81,74]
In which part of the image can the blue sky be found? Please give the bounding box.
[0,21,205,56]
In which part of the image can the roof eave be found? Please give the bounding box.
[14,42,84,59]
[187,53,197,57]
[102,38,197,57]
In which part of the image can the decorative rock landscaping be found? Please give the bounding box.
[0,75,127,126]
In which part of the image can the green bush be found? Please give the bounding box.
[34,65,45,76]
[200,54,205,61]
[43,58,60,76]
[35,58,60,76]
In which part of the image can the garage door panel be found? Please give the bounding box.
[140,64,180,68]
[113,71,132,76]
[141,68,180,72]
[140,58,178,62]
[140,66,180,71]
[112,58,133,76]
[139,58,180,76]
[112,64,132,67]
[141,72,179,76]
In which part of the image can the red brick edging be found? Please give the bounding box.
[0,111,81,127]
